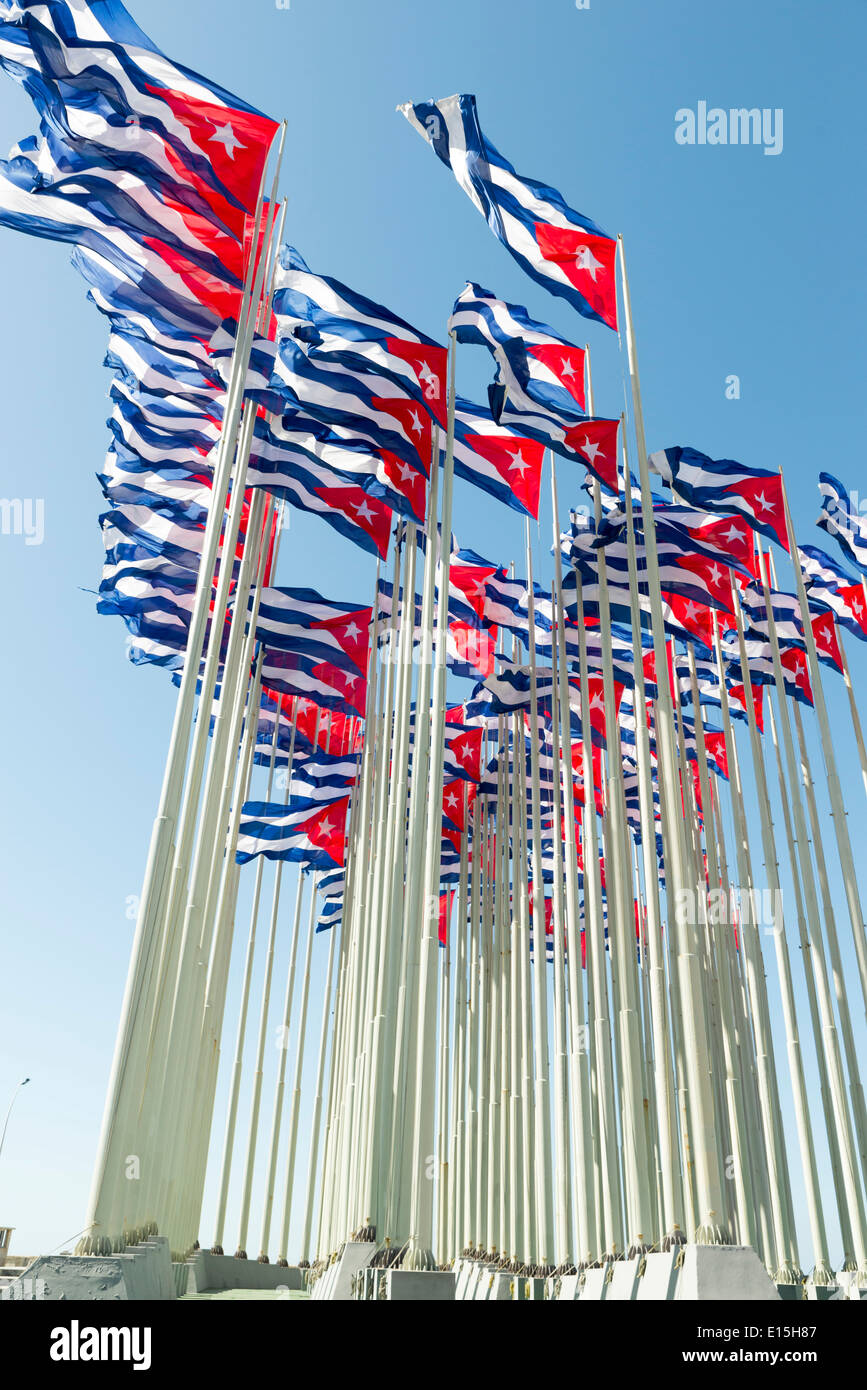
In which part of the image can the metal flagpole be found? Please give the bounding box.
[551,480,595,1265]
[618,234,727,1243]
[781,485,867,1015]
[298,919,338,1267]
[402,337,458,1268]
[80,130,285,1254]
[276,874,321,1262]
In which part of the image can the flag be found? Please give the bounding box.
[817,472,867,573]
[236,795,350,867]
[649,445,789,551]
[273,245,447,426]
[399,94,617,330]
[451,398,544,518]
[800,545,867,641]
[449,281,586,417]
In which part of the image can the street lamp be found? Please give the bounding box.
[0,1079,30,1163]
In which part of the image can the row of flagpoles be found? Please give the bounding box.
[2,2,867,1287]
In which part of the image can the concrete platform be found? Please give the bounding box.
[310,1240,376,1301]
[6,1236,176,1301]
[675,1245,780,1301]
[607,1254,642,1300]
[636,1250,680,1301]
[382,1270,456,1301]
[187,1250,305,1294]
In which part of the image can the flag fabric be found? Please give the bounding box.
[399,94,617,330]
[449,281,586,417]
[236,794,350,867]
[800,545,867,641]
[496,403,621,492]
[451,398,545,518]
[649,446,789,551]
[817,472,867,573]
[273,245,447,426]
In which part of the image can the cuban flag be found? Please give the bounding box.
[817,472,867,574]
[497,402,621,493]
[451,398,545,518]
[800,545,867,641]
[273,246,447,427]
[450,282,586,417]
[248,412,425,525]
[261,649,367,719]
[271,343,433,483]
[649,445,789,551]
[399,94,617,331]
[1,0,279,228]
[236,794,350,868]
[254,588,371,676]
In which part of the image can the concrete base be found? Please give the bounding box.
[607,1255,642,1301]
[489,1271,514,1301]
[310,1241,376,1301]
[187,1251,305,1295]
[578,1264,610,1301]
[637,1250,680,1301]
[7,1237,176,1301]
[473,1264,499,1300]
[382,1270,455,1301]
[676,1245,780,1302]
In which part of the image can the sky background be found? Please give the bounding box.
[1,0,866,1267]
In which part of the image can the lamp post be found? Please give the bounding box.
[0,1079,30,1164]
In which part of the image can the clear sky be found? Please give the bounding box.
[1,0,865,1266]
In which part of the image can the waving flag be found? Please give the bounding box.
[271,343,433,482]
[800,545,867,641]
[261,649,367,719]
[497,402,620,492]
[649,445,789,551]
[817,472,867,573]
[451,398,544,518]
[273,246,447,426]
[399,94,617,330]
[450,281,586,417]
[255,588,371,676]
[247,411,425,525]
[236,795,350,868]
[1,0,279,229]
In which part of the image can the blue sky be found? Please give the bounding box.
[1,0,866,1265]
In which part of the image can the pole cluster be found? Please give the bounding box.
[79,226,867,1296]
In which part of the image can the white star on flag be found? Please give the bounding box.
[560,358,576,378]
[580,437,602,463]
[509,449,530,475]
[343,621,362,641]
[409,410,424,436]
[318,817,335,838]
[756,491,776,513]
[354,501,377,524]
[575,244,604,280]
[209,122,246,160]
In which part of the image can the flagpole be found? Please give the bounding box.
[550,465,594,1265]
[298,918,338,1267]
[402,334,458,1269]
[80,132,285,1254]
[781,481,867,1017]
[618,233,729,1243]
[275,872,320,1263]
[523,514,555,1271]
